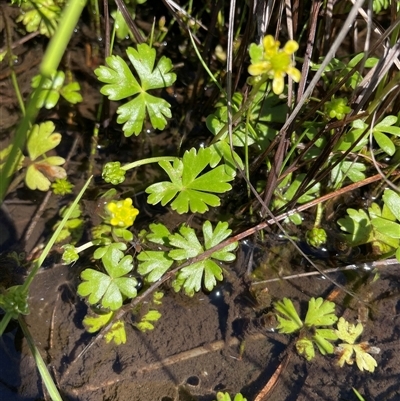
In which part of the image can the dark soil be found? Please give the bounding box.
[1,3,400,401]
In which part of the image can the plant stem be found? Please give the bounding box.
[19,316,63,401]
[122,156,178,171]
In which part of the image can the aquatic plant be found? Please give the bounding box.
[1,0,399,399]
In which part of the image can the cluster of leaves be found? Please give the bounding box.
[62,192,237,342]
[275,297,338,360]
[335,317,379,372]
[0,285,29,319]
[16,0,64,37]
[274,297,379,371]
[138,221,237,296]
[310,53,378,91]
[338,189,400,261]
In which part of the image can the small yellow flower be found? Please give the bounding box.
[248,35,301,95]
[106,198,139,228]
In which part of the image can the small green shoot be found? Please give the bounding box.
[83,310,127,345]
[83,311,114,333]
[324,97,351,120]
[134,310,162,332]
[17,0,62,37]
[0,286,30,319]
[104,321,127,345]
[335,317,379,372]
[146,147,235,213]
[352,387,366,401]
[95,43,177,136]
[274,297,338,360]
[214,392,247,401]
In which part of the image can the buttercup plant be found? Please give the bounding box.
[248,35,301,95]
[3,1,400,397]
[335,317,380,373]
[274,297,380,371]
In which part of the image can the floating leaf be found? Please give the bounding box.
[135,310,162,332]
[104,320,127,345]
[275,297,338,360]
[83,311,114,333]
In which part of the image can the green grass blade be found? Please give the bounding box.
[19,316,63,401]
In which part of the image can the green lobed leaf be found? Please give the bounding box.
[60,82,83,104]
[146,148,234,214]
[95,44,176,136]
[203,221,237,261]
[168,225,203,260]
[102,248,134,277]
[146,223,172,245]
[93,242,127,260]
[313,328,338,355]
[78,269,111,306]
[104,320,127,345]
[274,298,303,333]
[78,247,137,311]
[27,121,62,161]
[169,221,236,296]
[31,71,65,109]
[304,297,338,327]
[337,209,373,246]
[95,55,140,100]
[137,250,174,282]
[172,259,223,296]
[126,44,176,90]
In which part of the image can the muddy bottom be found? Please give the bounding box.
[1,252,400,401]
